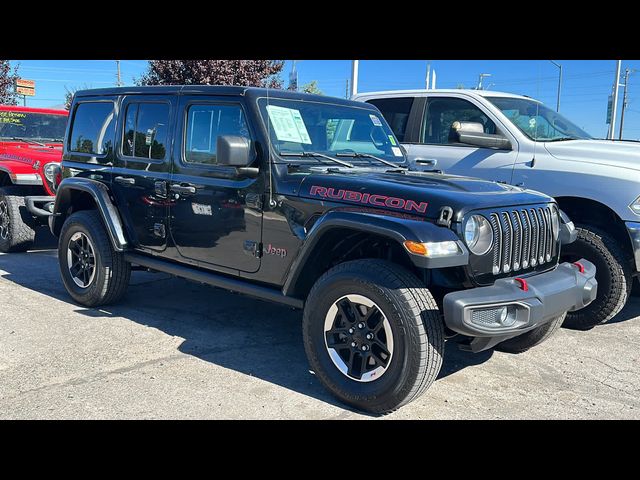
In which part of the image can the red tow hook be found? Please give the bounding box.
[573,262,585,274]
[514,278,528,292]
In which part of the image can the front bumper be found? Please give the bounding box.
[25,196,55,217]
[443,259,597,352]
[626,222,640,272]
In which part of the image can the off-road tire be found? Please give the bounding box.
[58,210,130,307]
[0,187,36,253]
[495,312,566,354]
[561,226,632,330]
[302,259,444,414]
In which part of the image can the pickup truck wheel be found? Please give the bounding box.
[303,259,444,414]
[561,226,632,330]
[495,312,566,354]
[58,210,131,307]
[0,187,36,253]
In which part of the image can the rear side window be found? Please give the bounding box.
[184,104,250,165]
[123,102,170,160]
[365,97,413,142]
[69,102,115,155]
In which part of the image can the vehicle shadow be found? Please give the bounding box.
[0,249,495,413]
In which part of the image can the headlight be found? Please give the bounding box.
[550,206,560,239]
[630,195,640,216]
[464,215,493,255]
[43,163,58,183]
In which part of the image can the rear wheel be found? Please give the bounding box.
[495,313,566,354]
[303,259,444,414]
[561,226,632,330]
[0,187,36,253]
[58,210,131,307]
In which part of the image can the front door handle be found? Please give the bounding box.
[114,176,135,185]
[414,158,438,167]
[170,184,197,195]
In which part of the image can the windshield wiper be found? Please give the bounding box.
[280,151,354,168]
[11,137,46,147]
[336,151,406,169]
[545,137,578,142]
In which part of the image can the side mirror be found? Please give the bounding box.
[452,121,512,150]
[217,135,252,166]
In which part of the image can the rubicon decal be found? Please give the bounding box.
[310,186,428,213]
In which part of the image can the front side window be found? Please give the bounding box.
[258,98,405,165]
[422,97,497,145]
[123,102,170,160]
[365,97,414,142]
[184,104,250,165]
[0,110,67,142]
[69,102,115,154]
[487,96,592,141]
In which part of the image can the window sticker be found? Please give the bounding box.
[266,105,312,144]
[388,135,397,146]
[391,146,403,157]
[0,111,26,125]
[369,114,383,126]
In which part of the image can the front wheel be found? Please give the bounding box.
[0,187,36,253]
[303,259,444,414]
[561,226,632,330]
[495,313,566,354]
[58,210,131,307]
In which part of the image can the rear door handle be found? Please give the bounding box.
[115,176,136,185]
[170,184,197,195]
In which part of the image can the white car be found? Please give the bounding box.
[354,89,640,329]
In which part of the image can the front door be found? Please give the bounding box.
[111,95,175,252]
[168,96,263,273]
[401,95,519,183]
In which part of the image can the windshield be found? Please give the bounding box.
[257,97,406,165]
[486,97,592,141]
[0,110,67,142]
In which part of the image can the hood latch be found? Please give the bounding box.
[436,206,454,228]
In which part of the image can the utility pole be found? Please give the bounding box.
[549,60,562,112]
[116,60,123,87]
[608,60,622,139]
[477,73,491,90]
[345,79,349,99]
[619,67,634,140]
[425,63,431,89]
[350,60,359,98]
[288,60,298,91]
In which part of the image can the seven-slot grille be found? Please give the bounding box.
[488,205,557,275]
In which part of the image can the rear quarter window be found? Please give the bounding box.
[69,101,115,156]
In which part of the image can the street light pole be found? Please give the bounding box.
[550,60,562,112]
[608,60,622,140]
[477,73,491,90]
[619,68,634,140]
[350,60,359,98]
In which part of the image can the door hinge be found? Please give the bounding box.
[153,223,166,238]
[244,240,262,258]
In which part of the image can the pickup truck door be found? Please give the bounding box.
[377,94,519,183]
[168,96,263,274]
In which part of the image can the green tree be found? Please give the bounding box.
[64,83,92,110]
[137,60,284,88]
[302,80,323,95]
[0,60,19,105]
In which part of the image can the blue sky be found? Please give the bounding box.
[9,59,640,139]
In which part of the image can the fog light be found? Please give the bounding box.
[499,306,517,327]
[471,305,518,328]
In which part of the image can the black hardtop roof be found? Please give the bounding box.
[73,85,373,109]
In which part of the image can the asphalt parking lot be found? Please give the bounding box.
[1,238,639,419]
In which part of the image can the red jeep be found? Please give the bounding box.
[0,105,68,252]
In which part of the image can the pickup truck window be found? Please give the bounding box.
[184,104,250,166]
[422,97,497,145]
[123,102,170,160]
[364,97,413,142]
[69,102,115,155]
[486,97,592,141]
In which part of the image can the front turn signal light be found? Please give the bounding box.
[403,240,461,258]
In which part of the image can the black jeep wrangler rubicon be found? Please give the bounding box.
[49,86,597,413]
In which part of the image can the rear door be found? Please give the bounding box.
[168,95,263,273]
[111,95,175,252]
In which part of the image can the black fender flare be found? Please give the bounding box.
[282,209,468,296]
[49,177,128,251]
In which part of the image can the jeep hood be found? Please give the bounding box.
[544,139,640,172]
[0,143,62,170]
[296,170,551,221]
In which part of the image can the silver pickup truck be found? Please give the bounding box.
[354,89,640,329]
